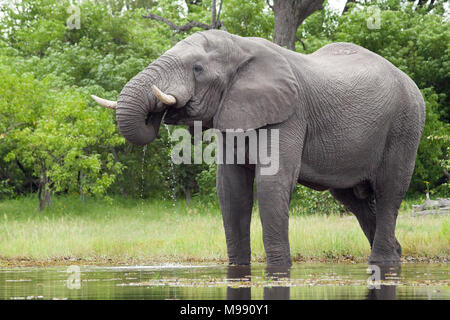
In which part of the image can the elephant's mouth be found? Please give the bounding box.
[162,100,192,125]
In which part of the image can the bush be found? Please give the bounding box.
[291,186,346,215]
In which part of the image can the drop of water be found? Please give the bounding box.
[164,124,177,207]
[140,145,147,215]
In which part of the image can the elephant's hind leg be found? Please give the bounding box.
[329,187,376,247]
[369,140,418,264]
[217,164,255,265]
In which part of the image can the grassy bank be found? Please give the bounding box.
[0,196,448,267]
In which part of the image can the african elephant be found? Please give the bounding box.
[92,30,425,266]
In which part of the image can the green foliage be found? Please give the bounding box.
[0,61,124,204]
[221,0,273,38]
[411,88,449,196]
[0,179,14,198]
[0,0,175,207]
[291,185,345,215]
[195,162,217,201]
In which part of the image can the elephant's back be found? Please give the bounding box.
[309,42,380,60]
[305,42,422,117]
[308,42,397,78]
[309,42,363,57]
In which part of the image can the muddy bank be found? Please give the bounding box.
[1,255,447,268]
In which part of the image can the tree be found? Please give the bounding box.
[0,60,124,210]
[270,0,324,50]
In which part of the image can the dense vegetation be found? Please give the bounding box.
[0,0,448,211]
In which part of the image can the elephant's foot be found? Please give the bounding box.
[227,253,251,266]
[228,261,251,266]
[267,260,292,267]
[228,257,250,266]
[368,236,402,265]
[368,249,401,266]
[265,251,292,267]
[367,256,401,266]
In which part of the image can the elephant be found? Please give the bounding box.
[92,30,425,266]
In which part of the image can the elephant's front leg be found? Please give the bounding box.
[256,121,304,266]
[217,164,255,265]
[256,173,296,266]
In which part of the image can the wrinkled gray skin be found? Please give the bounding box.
[115,30,425,266]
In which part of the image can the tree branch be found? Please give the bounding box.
[143,12,211,32]
[211,0,217,28]
[296,36,306,51]
[220,20,227,32]
[443,169,450,180]
[216,0,224,27]
[298,0,324,26]
[0,122,25,138]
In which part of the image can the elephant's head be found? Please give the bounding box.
[92,30,299,146]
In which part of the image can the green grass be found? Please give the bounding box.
[0,195,448,265]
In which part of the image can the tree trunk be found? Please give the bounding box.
[272,0,324,51]
[273,0,300,50]
[211,0,217,28]
[79,171,85,202]
[38,170,52,211]
[110,146,127,196]
[185,186,191,205]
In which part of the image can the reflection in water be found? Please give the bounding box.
[366,264,401,300]
[263,266,291,300]
[0,263,448,300]
[224,263,447,300]
[226,265,291,300]
[226,266,251,300]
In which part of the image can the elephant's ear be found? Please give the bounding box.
[213,38,299,131]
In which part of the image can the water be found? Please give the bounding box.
[140,126,177,211]
[0,263,448,300]
[140,145,147,215]
[164,124,177,206]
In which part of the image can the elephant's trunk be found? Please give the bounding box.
[93,54,186,146]
[116,67,169,146]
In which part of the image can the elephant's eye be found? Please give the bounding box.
[193,63,204,74]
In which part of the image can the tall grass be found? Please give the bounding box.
[0,196,448,265]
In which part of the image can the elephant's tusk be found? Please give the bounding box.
[91,95,117,109]
[152,85,176,106]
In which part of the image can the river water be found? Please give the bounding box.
[0,263,448,300]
